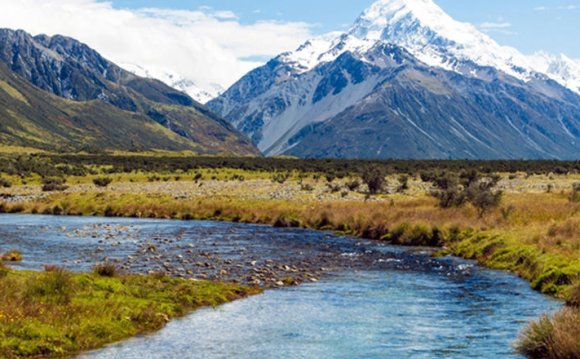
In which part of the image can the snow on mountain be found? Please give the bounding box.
[275,0,580,95]
[120,63,223,104]
[209,0,580,159]
[277,0,532,82]
[528,52,580,94]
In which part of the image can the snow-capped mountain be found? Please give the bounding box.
[208,0,580,159]
[528,52,580,94]
[281,0,535,82]
[120,63,223,104]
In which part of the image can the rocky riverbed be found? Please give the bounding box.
[1,215,465,289]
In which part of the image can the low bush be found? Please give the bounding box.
[41,177,68,192]
[0,177,11,188]
[93,177,113,188]
[24,267,75,304]
[93,262,119,277]
[362,167,388,195]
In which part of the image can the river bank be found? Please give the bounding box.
[0,263,259,358]
[0,215,563,359]
[1,169,579,358]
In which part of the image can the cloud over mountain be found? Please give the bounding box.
[0,0,315,91]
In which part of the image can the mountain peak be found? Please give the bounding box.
[352,0,488,49]
[347,0,534,81]
[354,0,449,36]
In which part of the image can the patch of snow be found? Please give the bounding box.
[120,62,223,103]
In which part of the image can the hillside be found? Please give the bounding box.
[0,29,258,155]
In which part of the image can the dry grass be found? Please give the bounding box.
[516,308,580,359]
[2,174,579,358]
[1,249,23,262]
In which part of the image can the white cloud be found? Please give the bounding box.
[478,21,516,35]
[535,4,578,11]
[479,22,512,29]
[0,0,315,91]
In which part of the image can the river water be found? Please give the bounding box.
[0,215,560,358]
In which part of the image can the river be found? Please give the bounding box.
[0,215,560,358]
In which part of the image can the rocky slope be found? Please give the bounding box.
[0,28,258,155]
[208,0,580,159]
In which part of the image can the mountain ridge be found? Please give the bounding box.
[208,0,580,159]
[0,28,259,155]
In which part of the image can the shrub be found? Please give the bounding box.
[93,262,119,277]
[271,172,291,184]
[466,178,503,218]
[0,177,12,188]
[346,180,360,192]
[397,175,409,193]
[300,183,314,191]
[41,177,68,192]
[1,249,23,262]
[429,172,502,216]
[432,185,467,208]
[327,183,342,193]
[362,167,388,195]
[93,177,113,188]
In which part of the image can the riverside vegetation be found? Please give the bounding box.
[0,261,259,358]
[0,153,579,358]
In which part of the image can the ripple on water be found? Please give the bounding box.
[0,215,561,359]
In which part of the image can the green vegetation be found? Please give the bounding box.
[0,177,11,188]
[570,183,580,203]
[430,171,503,217]
[41,177,69,192]
[0,266,259,358]
[0,153,578,183]
[92,177,113,188]
[0,154,579,358]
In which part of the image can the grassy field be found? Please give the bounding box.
[1,155,579,358]
[0,263,259,358]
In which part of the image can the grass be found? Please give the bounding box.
[1,170,579,358]
[1,250,23,262]
[0,266,260,358]
[516,280,580,359]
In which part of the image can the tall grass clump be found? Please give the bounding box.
[24,267,76,304]
[1,249,22,262]
[570,183,580,203]
[93,262,119,277]
[516,308,580,359]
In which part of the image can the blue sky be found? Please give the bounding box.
[110,0,580,57]
[0,0,578,93]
